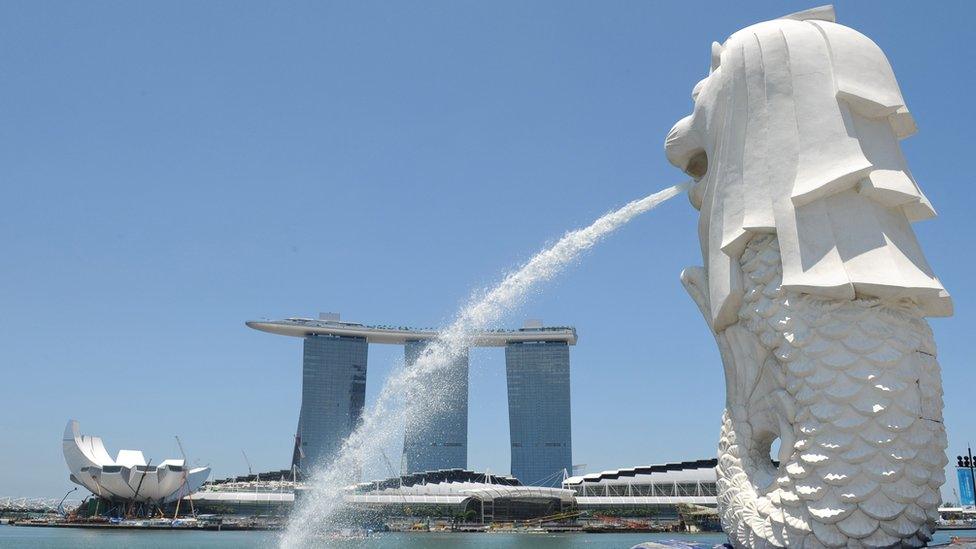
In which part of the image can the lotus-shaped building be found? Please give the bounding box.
[62,420,210,504]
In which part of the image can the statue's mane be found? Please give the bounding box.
[780,5,835,23]
[693,8,950,330]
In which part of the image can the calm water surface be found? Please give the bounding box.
[0,526,971,548]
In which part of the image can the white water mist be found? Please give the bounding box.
[280,181,690,547]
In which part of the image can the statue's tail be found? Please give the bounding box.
[707,235,948,548]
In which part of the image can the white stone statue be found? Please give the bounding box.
[665,5,952,548]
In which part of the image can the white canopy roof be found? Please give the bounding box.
[345,480,575,504]
[62,420,210,504]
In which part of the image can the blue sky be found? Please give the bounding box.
[1,1,972,501]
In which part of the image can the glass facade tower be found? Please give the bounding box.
[294,334,368,471]
[402,340,468,473]
[248,315,576,483]
[505,340,572,487]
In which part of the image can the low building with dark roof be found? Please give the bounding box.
[562,459,718,519]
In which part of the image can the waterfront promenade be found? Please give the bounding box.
[2,526,975,549]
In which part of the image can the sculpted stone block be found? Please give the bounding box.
[666,5,950,548]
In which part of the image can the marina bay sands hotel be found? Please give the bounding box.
[246,314,576,487]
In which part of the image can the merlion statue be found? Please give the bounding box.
[665,5,952,548]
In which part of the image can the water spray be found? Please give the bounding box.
[280,180,691,547]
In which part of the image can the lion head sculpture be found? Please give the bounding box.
[666,4,950,332]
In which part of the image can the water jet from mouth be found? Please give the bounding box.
[280,180,690,547]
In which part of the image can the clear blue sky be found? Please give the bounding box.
[1,1,971,501]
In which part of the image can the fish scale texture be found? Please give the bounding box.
[717,234,947,549]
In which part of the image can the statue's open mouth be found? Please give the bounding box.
[664,114,707,209]
[684,150,708,180]
[682,151,707,210]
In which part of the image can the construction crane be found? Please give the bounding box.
[378,449,409,507]
[523,510,583,525]
[56,487,78,518]
[127,458,152,518]
[173,436,195,519]
[242,449,253,477]
[378,449,399,481]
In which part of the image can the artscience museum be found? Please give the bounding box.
[62,420,210,505]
